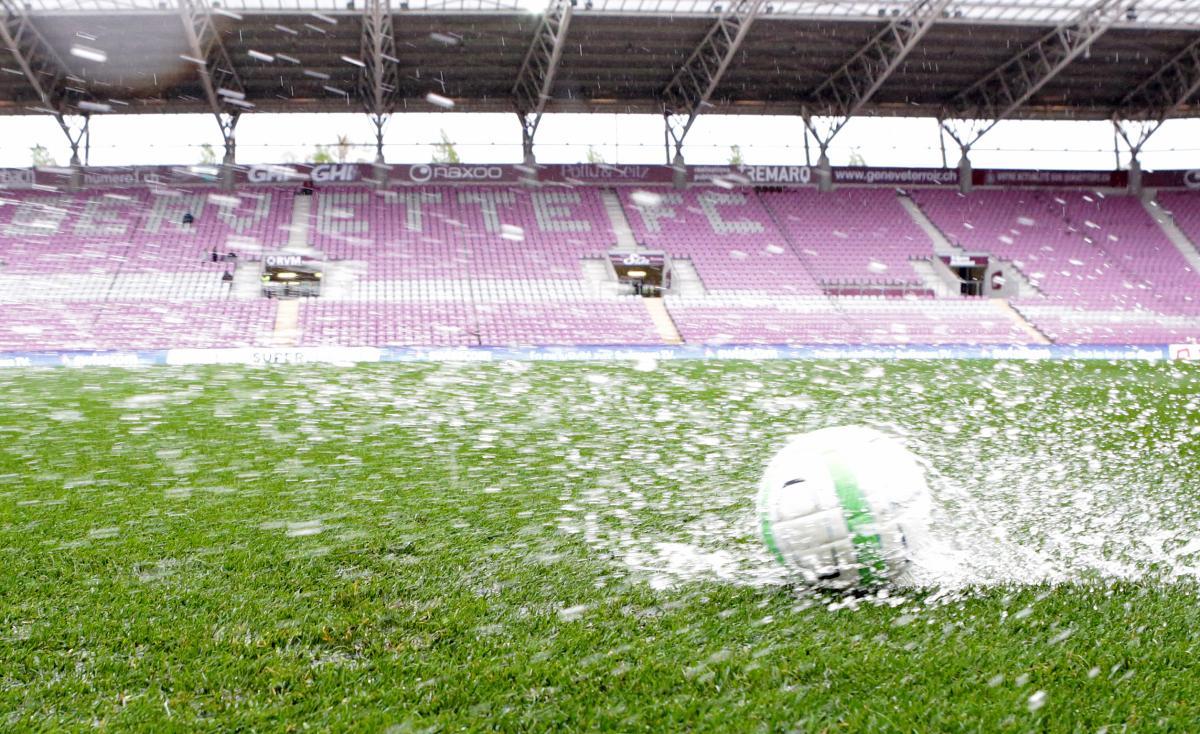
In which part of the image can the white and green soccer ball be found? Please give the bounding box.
[757,425,932,590]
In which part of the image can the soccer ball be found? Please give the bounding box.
[757,425,932,590]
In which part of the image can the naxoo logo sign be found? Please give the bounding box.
[248,164,358,183]
[622,253,651,265]
[407,164,505,183]
[1185,170,1200,190]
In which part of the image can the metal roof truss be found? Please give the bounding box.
[178,0,248,162]
[943,0,1134,152]
[802,0,952,151]
[661,0,763,163]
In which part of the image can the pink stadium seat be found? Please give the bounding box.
[664,296,1035,346]
[912,188,1200,343]
[295,300,660,347]
[758,188,932,287]
[618,187,822,296]
[0,300,276,351]
[309,186,614,281]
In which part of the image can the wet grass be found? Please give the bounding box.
[1,360,1198,732]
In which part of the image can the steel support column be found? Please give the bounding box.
[512,0,572,167]
[359,0,399,164]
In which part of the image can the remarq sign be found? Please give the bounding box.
[402,164,509,184]
[245,163,360,184]
[740,165,813,185]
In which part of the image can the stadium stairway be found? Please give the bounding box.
[287,194,316,253]
[992,299,1051,345]
[272,299,300,346]
[669,258,707,297]
[581,257,623,298]
[644,299,683,344]
[602,189,641,250]
[897,193,964,257]
[907,257,958,297]
[1143,196,1200,277]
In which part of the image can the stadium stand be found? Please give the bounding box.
[296,302,476,347]
[618,188,823,296]
[1004,307,1200,345]
[758,188,933,290]
[296,185,666,346]
[2,182,1198,351]
[0,188,292,300]
[0,188,289,349]
[911,189,1200,344]
[912,189,1198,311]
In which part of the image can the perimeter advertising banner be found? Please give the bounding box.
[972,169,1129,188]
[693,165,961,187]
[393,163,521,184]
[2,163,1195,191]
[541,164,678,185]
[241,163,365,184]
[0,168,36,189]
[1169,344,1200,361]
[41,165,223,187]
[1143,170,1200,189]
[0,165,222,189]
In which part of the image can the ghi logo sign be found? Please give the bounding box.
[247,164,358,183]
[407,164,505,183]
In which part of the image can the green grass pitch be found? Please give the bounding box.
[1,359,1198,732]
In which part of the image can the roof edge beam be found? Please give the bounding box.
[512,0,573,163]
[661,0,764,162]
[804,0,953,147]
[944,0,1133,150]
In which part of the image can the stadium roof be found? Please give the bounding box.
[13,0,1200,25]
[1,0,1198,124]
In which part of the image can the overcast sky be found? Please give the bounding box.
[3,112,1198,171]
